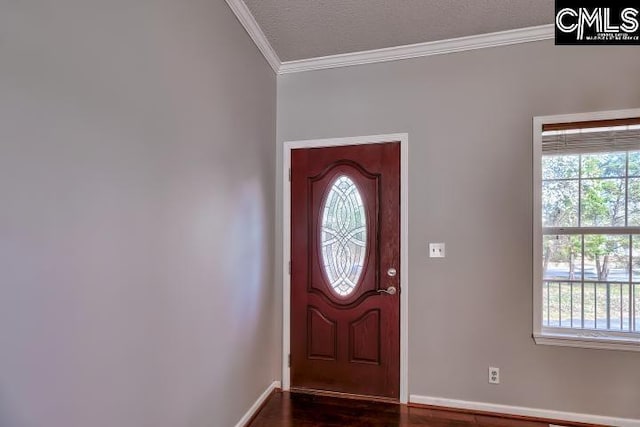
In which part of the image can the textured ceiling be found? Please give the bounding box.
[242,0,554,61]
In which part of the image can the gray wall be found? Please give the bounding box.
[0,1,277,426]
[277,41,640,419]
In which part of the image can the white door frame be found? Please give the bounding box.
[282,133,409,403]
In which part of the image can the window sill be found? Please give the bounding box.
[534,330,640,352]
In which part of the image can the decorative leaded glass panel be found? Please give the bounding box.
[320,175,367,296]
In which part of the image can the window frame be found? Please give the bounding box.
[533,108,640,352]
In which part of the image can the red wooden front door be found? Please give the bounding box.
[290,142,400,399]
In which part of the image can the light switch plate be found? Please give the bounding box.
[429,243,445,258]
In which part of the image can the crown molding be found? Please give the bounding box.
[278,24,555,74]
[225,0,280,73]
[224,0,555,76]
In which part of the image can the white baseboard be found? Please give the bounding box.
[409,395,640,427]
[234,380,281,427]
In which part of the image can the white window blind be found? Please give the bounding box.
[542,123,640,155]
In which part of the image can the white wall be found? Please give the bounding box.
[277,41,640,419]
[0,1,277,426]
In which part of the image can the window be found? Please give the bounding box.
[320,175,368,297]
[533,109,640,351]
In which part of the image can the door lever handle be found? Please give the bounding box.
[377,286,397,295]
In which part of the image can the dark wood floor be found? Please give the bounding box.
[248,391,556,427]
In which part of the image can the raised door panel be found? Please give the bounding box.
[349,309,381,364]
[307,307,337,360]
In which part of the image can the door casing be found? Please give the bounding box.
[282,133,409,403]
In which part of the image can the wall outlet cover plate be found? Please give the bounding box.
[429,243,445,258]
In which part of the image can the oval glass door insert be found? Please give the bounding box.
[320,175,367,296]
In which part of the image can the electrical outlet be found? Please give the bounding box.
[429,243,445,258]
[488,367,500,384]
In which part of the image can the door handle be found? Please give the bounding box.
[377,286,397,295]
